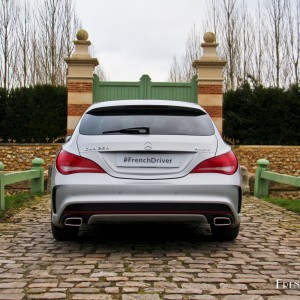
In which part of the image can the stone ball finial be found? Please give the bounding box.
[203,32,216,43]
[76,29,89,41]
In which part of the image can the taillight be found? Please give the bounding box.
[56,150,106,175]
[191,151,238,175]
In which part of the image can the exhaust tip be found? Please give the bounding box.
[64,217,83,227]
[213,217,232,226]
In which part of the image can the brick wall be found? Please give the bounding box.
[0,144,299,177]
[68,104,90,116]
[202,106,222,118]
[198,85,223,94]
[67,82,93,93]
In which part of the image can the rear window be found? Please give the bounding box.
[79,106,215,136]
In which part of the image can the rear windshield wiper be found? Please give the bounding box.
[103,127,150,135]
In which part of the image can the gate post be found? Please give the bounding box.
[193,32,227,134]
[64,30,99,135]
[31,158,45,194]
[139,75,151,99]
[254,159,270,198]
[0,162,5,211]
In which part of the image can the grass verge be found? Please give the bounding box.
[0,193,41,221]
[263,196,300,215]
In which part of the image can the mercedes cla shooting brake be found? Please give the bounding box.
[51,100,242,241]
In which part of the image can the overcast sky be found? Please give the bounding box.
[75,0,207,82]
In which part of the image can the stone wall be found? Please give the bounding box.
[233,146,300,176]
[0,144,299,177]
[0,144,61,171]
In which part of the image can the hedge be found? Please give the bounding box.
[0,82,299,145]
[223,83,300,145]
[0,85,67,143]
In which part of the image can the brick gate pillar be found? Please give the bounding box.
[64,30,99,135]
[192,32,227,134]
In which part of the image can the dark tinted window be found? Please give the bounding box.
[79,106,215,136]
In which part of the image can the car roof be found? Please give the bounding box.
[88,100,205,112]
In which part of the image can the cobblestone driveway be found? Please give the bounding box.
[0,195,299,300]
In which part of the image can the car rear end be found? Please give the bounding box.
[51,100,242,241]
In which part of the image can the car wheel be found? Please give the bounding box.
[51,223,79,241]
[211,224,240,241]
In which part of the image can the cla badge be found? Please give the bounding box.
[144,142,152,150]
[85,146,109,151]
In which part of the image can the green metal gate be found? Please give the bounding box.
[93,74,198,103]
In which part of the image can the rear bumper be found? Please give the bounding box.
[51,172,242,228]
[59,201,237,225]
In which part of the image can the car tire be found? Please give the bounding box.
[211,224,240,241]
[51,223,79,241]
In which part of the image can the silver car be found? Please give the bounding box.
[51,100,242,241]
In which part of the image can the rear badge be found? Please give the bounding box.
[85,146,109,152]
[195,147,211,152]
[144,142,152,150]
